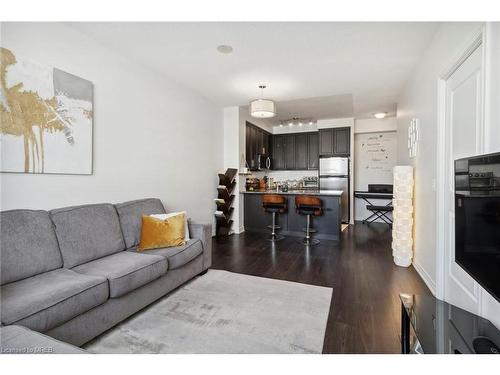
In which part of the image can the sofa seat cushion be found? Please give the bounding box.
[130,239,203,270]
[0,325,86,354]
[72,252,168,298]
[1,269,108,332]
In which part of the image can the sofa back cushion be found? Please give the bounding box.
[50,204,125,268]
[0,210,62,285]
[115,198,166,249]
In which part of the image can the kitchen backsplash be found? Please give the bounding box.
[250,170,318,181]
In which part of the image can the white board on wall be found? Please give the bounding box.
[354,131,397,221]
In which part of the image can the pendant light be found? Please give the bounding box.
[250,85,276,118]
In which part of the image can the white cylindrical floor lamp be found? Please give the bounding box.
[392,166,414,267]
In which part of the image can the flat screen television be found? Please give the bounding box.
[455,152,500,303]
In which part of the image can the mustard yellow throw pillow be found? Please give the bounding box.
[138,213,186,251]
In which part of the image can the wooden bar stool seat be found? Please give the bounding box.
[262,194,287,241]
[295,195,323,246]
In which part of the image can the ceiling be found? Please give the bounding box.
[68,22,438,119]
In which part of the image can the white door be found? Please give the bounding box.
[443,43,483,313]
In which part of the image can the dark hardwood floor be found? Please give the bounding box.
[211,222,431,354]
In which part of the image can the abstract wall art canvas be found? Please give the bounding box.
[1,47,93,174]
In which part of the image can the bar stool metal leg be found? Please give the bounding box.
[268,211,284,242]
[298,213,320,246]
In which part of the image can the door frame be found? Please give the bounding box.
[435,26,486,302]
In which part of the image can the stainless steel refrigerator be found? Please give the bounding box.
[319,157,350,223]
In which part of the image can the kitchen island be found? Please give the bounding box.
[241,189,343,240]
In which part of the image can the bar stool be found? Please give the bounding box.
[295,195,323,246]
[262,194,287,241]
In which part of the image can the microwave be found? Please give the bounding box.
[256,154,271,170]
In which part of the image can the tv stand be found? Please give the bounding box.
[400,293,500,354]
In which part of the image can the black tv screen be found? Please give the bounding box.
[455,152,500,303]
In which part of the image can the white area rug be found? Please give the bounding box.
[84,270,332,354]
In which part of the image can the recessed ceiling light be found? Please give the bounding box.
[288,122,293,127]
[216,45,233,54]
[374,112,388,119]
[298,122,303,126]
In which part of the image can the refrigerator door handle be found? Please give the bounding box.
[266,157,271,169]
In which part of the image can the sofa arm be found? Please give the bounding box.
[188,222,212,270]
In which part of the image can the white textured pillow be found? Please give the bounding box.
[150,211,190,241]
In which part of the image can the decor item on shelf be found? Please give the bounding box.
[249,85,276,118]
[245,177,260,191]
[215,168,237,241]
[408,118,420,158]
[392,166,414,267]
[0,47,93,175]
[278,117,316,127]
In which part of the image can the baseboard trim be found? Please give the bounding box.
[412,260,437,296]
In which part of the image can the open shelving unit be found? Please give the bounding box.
[215,168,237,241]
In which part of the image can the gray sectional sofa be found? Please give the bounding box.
[0,198,212,351]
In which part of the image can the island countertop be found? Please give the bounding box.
[240,189,343,196]
[242,189,342,240]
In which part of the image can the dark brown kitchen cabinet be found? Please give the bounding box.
[294,133,308,170]
[334,127,350,156]
[271,132,318,171]
[284,134,295,170]
[318,127,350,156]
[307,132,319,169]
[272,135,285,170]
[246,122,271,170]
[319,129,334,156]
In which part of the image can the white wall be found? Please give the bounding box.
[272,123,318,134]
[222,107,241,233]
[353,118,397,222]
[354,117,397,134]
[0,23,223,226]
[397,22,500,327]
[353,117,397,223]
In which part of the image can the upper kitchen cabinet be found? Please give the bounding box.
[272,135,285,170]
[294,133,308,170]
[271,132,318,171]
[284,134,295,170]
[334,127,350,155]
[246,122,271,170]
[307,132,319,169]
[319,129,334,156]
[318,127,351,156]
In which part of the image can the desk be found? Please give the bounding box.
[354,191,393,224]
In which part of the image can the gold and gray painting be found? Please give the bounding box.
[0,47,93,174]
